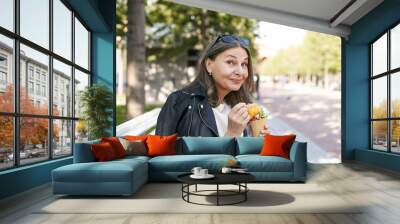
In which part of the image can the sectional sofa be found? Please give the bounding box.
[52,137,307,196]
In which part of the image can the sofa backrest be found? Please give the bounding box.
[74,136,302,161]
[73,139,100,163]
[235,137,264,155]
[179,137,236,155]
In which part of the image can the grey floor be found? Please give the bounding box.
[1,162,400,224]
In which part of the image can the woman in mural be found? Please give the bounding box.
[155,34,268,137]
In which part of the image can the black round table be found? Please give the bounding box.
[177,172,255,206]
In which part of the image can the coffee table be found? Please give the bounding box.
[177,172,255,206]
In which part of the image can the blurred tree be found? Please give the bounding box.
[261,31,341,84]
[116,0,128,49]
[116,0,259,121]
[371,99,400,145]
[373,99,387,119]
[0,116,12,149]
[144,0,258,63]
[372,99,388,139]
[0,85,58,149]
[117,0,259,64]
[119,0,146,119]
[76,120,87,140]
[392,100,400,143]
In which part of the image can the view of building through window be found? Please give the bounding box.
[0,0,90,170]
[371,23,400,153]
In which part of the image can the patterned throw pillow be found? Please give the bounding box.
[118,138,147,156]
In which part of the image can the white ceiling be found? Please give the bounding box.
[169,0,384,38]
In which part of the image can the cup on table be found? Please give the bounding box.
[191,167,202,176]
[199,168,208,176]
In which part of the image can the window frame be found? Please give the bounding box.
[0,0,92,171]
[370,21,400,154]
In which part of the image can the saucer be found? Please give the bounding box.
[190,174,215,179]
[232,170,249,174]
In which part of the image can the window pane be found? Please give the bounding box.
[53,0,72,60]
[391,120,400,153]
[372,121,388,151]
[372,77,387,119]
[75,18,89,70]
[75,120,88,143]
[53,119,72,158]
[74,69,89,118]
[372,33,387,76]
[20,44,49,115]
[53,59,72,117]
[0,0,14,31]
[0,34,14,112]
[391,72,400,118]
[391,24,400,70]
[20,117,49,165]
[20,0,49,49]
[0,116,13,170]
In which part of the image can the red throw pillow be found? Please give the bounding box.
[91,142,117,161]
[260,134,296,159]
[146,134,178,157]
[101,137,127,158]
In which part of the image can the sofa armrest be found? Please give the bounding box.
[289,141,307,181]
[73,140,100,163]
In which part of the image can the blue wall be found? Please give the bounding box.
[70,0,116,134]
[0,158,72,199]
[92,31,116,136]
[0,0,116,200]
[343,0,400,171]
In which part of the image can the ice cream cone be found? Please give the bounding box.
[250,118,267,136]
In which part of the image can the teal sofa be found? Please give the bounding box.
[52,137,307,196]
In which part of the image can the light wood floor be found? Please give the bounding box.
[1,162,400,224]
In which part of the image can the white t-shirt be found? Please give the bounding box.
[212,102,244,137]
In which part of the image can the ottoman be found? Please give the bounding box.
[52,157,148,196]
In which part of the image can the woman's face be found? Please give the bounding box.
[206,47,249,94]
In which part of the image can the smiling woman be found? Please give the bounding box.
[156,34,267,137]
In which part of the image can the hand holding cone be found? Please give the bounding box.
[247,103,268,136]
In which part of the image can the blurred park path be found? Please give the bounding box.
[257,79,341,163]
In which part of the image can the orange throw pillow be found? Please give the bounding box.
[260,134,296,159]
[91,142,117,161]
[124,135,148,141]
[101,137,127,158]
[146,134,178,157]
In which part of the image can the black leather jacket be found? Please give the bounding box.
[155,81,248,137]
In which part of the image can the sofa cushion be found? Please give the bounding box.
[148,154,235,172]
[52,159,147,183]
[73,140,100,163]
[115,155,150,164]
[236,137,263,155]
[236,155,293,172]
[180,137,235,155]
